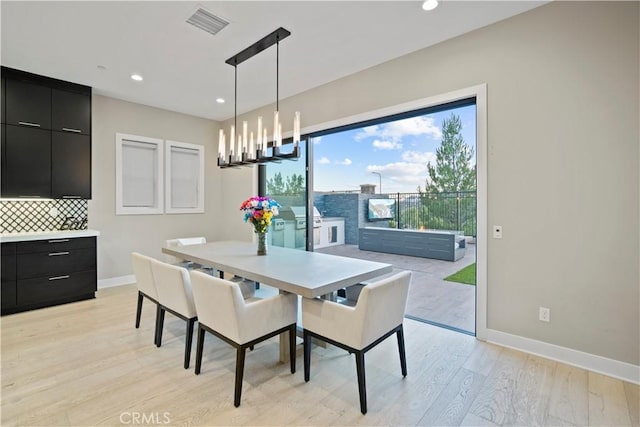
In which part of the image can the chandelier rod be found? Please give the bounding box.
[234,63,237,132]
[276,39,279,112]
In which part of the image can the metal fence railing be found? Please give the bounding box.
[384,191,477,237]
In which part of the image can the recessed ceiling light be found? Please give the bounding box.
[422,0,439,11]
[216,98,225,104]
[131,74,143,82]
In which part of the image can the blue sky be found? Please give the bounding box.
[267,104,476,194]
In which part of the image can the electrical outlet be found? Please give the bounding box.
[493,225,503,239]
[539,307,550,322]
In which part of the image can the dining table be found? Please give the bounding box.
[161,240,394,361]
[161,240,393,299]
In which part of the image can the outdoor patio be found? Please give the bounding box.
[316,242,476,334]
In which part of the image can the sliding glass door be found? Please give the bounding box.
[258,97,479,336]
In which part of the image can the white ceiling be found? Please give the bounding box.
[1,1,545,122]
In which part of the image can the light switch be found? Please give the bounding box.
[493,225,503,239]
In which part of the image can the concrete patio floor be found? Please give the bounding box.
[316,242,476,334]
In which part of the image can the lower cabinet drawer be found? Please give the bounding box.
[16,237,95,254]
[17,248,96,279]
[17,270,96,306]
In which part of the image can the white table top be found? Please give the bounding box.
[162,240,393,299]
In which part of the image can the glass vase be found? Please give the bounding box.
[256,231,267,256]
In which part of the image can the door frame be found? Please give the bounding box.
[298,84,488,340]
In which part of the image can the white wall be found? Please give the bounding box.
[89,95,223,279]
[221,2,639,366]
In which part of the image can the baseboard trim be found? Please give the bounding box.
[98,274,135,289]
[486,329,640,385]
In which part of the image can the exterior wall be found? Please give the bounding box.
[314,193,360,244]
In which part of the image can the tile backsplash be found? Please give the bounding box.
[0,199,88,233]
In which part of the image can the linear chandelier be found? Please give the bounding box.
[218,27,301,168]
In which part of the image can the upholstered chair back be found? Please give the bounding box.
[190,272,245,343]
[164,237,206,264]
[355,270,411,349]
[190,271,297,345]
[151,260,197,319]
[131,252,158,300]
[176,237,206,246]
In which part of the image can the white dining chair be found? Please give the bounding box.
[151,259,198,369]
[165,237,220,277]
[189,270,298,407]
[131,252,161,345]
[302,270,412,414]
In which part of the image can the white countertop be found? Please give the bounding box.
[0,229,100,243]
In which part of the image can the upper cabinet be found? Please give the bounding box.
[1,67,92,199]
[5,79,52,129]
[52,89,91,135]
[4,125,51,197]
[52,132,91,199]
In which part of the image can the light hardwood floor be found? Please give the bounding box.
[1,285,638,426]
[317,244,477,333]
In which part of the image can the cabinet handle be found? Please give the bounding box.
[19,195,41,198]
[49,275,70,281]
[48,239,70,243]
[62,127,82,133]
[18,121,41,127]
[62,195,82,199]
[48,251,70,256]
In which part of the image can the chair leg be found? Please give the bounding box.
[289,324,296,374]
[184,318,195,369]
[396,326,407,377]
[303,329,311,382]
[195,325,205,375]
[154,304,161,346]
[135,291,143,328]
[234,346,247,407]
[156,307,165,348]
[355,351,367,415]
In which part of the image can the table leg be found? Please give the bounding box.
[278,292,336,362]
[279,330,290,363]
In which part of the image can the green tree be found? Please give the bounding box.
[267,172,305,196]
[423,113,475,192]
[267,172,286,195]
[285,173,305,196]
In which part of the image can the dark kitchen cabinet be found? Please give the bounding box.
[1,124,5,195]
[52,132,91,199]
[1,66,92,199]
[17,247,95,279]
[1,243,17,314]
[52,89,91,135]
[2,237,96,315]
[5,79,51,129]
[4,125,51,198]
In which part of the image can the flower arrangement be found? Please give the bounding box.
[239,196,281,234]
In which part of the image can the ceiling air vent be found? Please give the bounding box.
[186,7,229,36]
